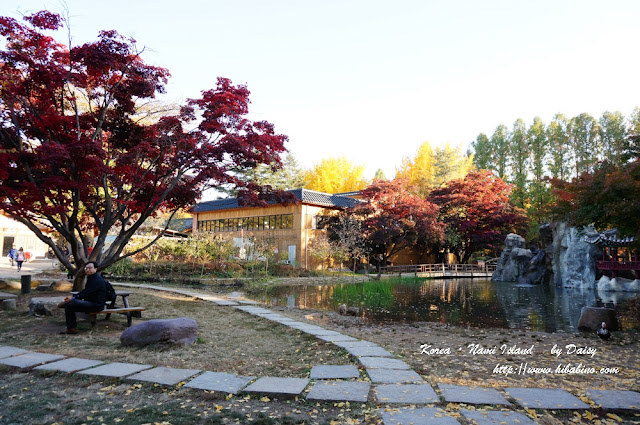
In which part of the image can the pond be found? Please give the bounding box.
[245,277,639,332]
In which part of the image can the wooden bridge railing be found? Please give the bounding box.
[596,260,640,271]
[379,263,497,275]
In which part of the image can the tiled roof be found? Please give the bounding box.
[194,189,361,213]
[583,228,636,247]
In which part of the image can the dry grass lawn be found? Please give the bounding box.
[0,288,356,378]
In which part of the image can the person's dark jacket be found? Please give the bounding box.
[74,273,107,307]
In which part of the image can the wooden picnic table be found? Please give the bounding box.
[69,290,144,327]
[70,290,131,308]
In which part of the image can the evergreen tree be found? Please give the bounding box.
[373,169,387,180]
[599,111,627,166]
[625,107,640,162]
[490,124,510,180]
[432,143,474,189]
[569,113,601,177]
[547,114,571,180]
[220,153,306,196]
[471,133,493,171]
[509,119,529,209]
[527,117,551,226]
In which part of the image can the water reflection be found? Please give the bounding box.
[245,278,639,332]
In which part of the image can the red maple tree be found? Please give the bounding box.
[428,170,528,263]
[350,178,444,269]
[0,11,292,288]
[550,158,640,239]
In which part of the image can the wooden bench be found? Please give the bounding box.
[71,290,144,327]
[88,306,145,327]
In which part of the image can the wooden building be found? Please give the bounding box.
[0,213,50,258]
[192,189,361,268]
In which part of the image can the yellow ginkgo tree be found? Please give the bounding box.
[303,156,368,193]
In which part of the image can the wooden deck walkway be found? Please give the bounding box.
[379,263,496,278]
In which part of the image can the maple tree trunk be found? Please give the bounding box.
[72,272,86,292]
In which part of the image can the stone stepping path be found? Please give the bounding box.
[6,282,640,423]
[358,357,410,370]
[126,366,201,386]
[310,365,360,379]
[585,389,640,410]
[375,383,439,404]
[367,368,424,384]
[184,371,256,394]
[460,409,537,425]
[35,358,104,373]
[438,384,511,405]
[243,377,309,396]
[0,346,28,359]
[76,362,153,378]
[379,407,460,425]
[315,334,359,343]
[0,351,65,368]
[307,381,370,402]
[505,387,590,409]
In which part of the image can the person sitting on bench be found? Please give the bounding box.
[59,261,106,335]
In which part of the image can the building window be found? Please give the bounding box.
[198,214,294,233]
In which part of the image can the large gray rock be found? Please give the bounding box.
[577,307,619,331]
[552,224,601,288]
[519,247,547,285]
[28,297,67,317]
[492,234,532,282]
[120,317,197,347]
[597,276,640,293]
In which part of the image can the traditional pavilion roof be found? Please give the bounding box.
[583,229,636,247]
[194,188,361,213]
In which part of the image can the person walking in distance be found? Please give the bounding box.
[15,247,25,271]
[7,246,16,267]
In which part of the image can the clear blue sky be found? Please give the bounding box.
[4,0,640,180]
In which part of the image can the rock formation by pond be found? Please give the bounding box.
[552,223,601,287]
[491,234,533,283]
[492,223,609,289]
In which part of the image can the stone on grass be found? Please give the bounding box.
[460,409,537,425]
[1,299,16,310]
[366,369,424,384]
[578,307,619,331]
[120,317,197,347]
[358,357,409,369]
[375,384,438,404]
[0,291,17,300]
[36,282,55,291]
[0,352,65,368]
[243,377,310,396]
[185,371,255,394]
[310,365,360,379]
[35,358,104,373]
[28,297,66,317]
[126,366,201,386]
[585,389,640,411]
[379,407,459,425]
[76,362,152,378]
[0,345,28,359]
[505,387,590,409]
[346,345,393,357]
[306,381,370,403]
[438,384,511,405]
